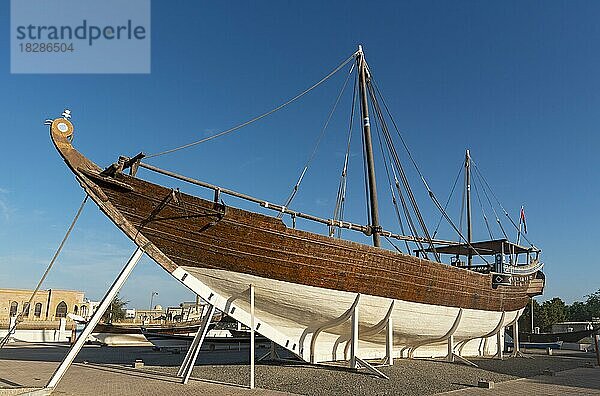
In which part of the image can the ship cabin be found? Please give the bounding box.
[415,238,541,281]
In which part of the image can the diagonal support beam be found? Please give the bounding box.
[355,357,389,379]
[177,302,213,377]
[447,335,478,367]
[180,304,216,384]
[46,247,145,390]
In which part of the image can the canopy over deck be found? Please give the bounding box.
[416,239,539,256]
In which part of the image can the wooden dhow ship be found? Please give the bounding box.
[48,47,544,365]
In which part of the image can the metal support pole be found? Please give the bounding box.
[531,298,534,333]
[178,309,204,377]
[46,247,144,390]
[249,284,255,390]
[594,334,600,367]
[512,320,520,355]
[447,335,455,362]
[350,303,359,369]
[385,316,393,366]
[496,327,504,360]
[8,316,16,336]
[180,304,216,384]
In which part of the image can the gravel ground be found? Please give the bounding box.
[147,351,598,396]
[3,344,596,395]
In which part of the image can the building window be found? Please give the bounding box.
[80,305,87,317]
[23,303,30,317]
[74,305,78,315]
[34,303,43,318]
[9,301,18,317]
[55,301,68,318]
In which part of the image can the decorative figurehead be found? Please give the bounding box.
[46,109,74,142]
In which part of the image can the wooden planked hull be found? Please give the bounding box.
[97,170,531,312]
[49,116,540,361]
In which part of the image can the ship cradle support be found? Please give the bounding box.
[44,246,523,392]
[169,265,523,372]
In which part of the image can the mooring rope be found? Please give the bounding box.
[0,195,88,349]
[145,51,359,159]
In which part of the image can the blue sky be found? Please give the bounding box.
[1,1,598,309]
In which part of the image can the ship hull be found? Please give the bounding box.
[179,265,519,361]
[49,117,538,363]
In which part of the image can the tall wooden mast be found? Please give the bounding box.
[357,45,381,247]
[465,149,473,267]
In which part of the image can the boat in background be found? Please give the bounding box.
[49,46,544,363]
[142,314,268,351]
[519,326,600,344]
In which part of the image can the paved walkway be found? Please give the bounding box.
[0,359,295,396]
[438,367,600,395]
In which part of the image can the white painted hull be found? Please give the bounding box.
[176,266,521,363]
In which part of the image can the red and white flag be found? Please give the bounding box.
[520,206,527,234]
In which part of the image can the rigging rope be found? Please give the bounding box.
[369,78,490,265]
[471,159,536,247]
[278,62,356,217]
[367,83,435,260]
[432,163,463,239]
[0,195,89,349]
[331,72,359,238]
[145,52,359,159]
[472,172,494,239]
[473,167,509,240]
[390,162,427,255]
[373,107,411,253]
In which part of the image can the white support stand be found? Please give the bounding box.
[46,248,145,390]
[512,319,520,355]
[447,335,454,362]
[348,303,389,379]
[495,327,504,360]
[408,309,476,367]
[337,300,394,366]
[511,319,529,358]
[384,316,393,366]
[249,284,255,390]
[349,303,358,369]
[355,357,389,379]
[178,304,216,384]
[447,334,477,367]
[312,294,361,363]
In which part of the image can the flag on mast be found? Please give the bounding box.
[520,206,527,234]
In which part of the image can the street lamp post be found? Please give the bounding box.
[150,291,159,311]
